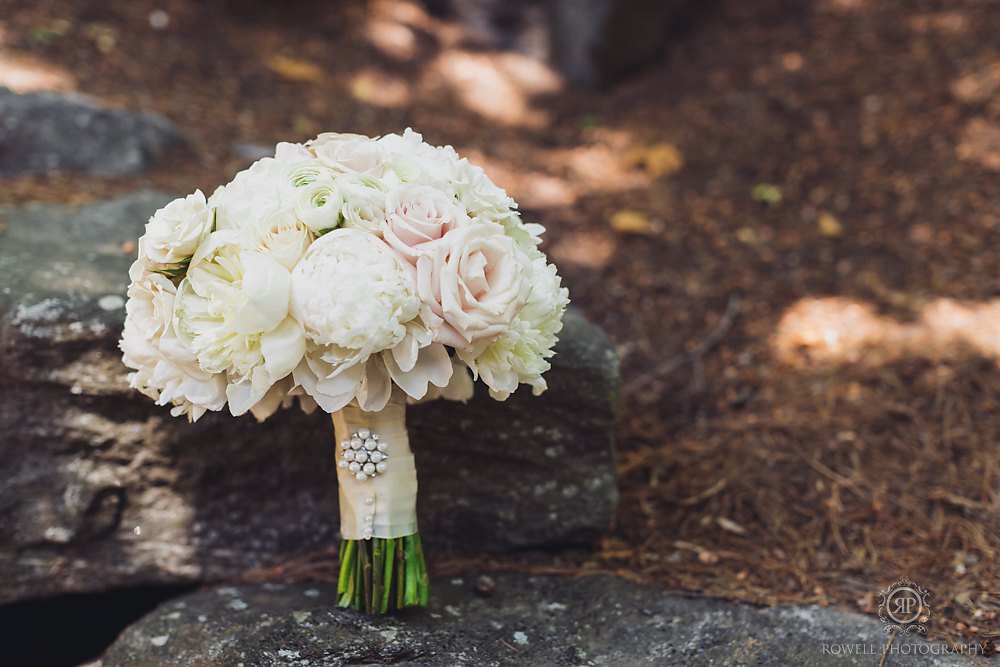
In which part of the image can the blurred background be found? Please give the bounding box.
[3,0,1000,662]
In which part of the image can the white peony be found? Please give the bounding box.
[382,183,469,264]
[416,223,531,348]
[376,128,452,186]
[447,157,516,219]
[173,231,305,416]
[120,262,227,421]
[138,190,214,268]
[290,228,452,411]
[209,158,296,233]
[458,256,569,399]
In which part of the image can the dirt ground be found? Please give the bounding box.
[3,0,1000,653]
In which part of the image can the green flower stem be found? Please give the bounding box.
[337,534,429,613]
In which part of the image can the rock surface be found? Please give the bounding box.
[0,87,183,175]
[0,192,619,604]
[100,575,980,666]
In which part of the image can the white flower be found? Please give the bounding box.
[293,175,344,233]
[251,208,314,270]
[496,211,546,259]
[447,158,516,219]
[416,223,531,348]
[209,158,296,233]
[274,141,312,162]
[382,183,469,263]
[173,231,305,416]
[308,132,385,174]
[138,190,214,267]
[410,357,475,404]
[376,128,450,185]
[337,175,388,233]
[120,262,227,421]
[458,256,569,399]
[290,228,452,411]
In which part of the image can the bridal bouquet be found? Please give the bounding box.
[120,129,569,613]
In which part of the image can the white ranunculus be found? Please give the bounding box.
[293,175,344,234]
[138,190,214,267]
[458,256,569,399]
[290,228,452,410]
[309,133,385,174]
[120,263,227,421]
[416,223,531,348]
[382,183,469,264]
[173,231,305,416]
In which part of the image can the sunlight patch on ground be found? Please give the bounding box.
[457,127,653,211]
[365,18,418,61]
[429,50,561,128]
[773,296,1000,366]
[957,118,1000,171]
[817,0,872,14]
[952,60,1000,104]
[909,11,969,35]
[349,68,411,108]
[0,51,76,92]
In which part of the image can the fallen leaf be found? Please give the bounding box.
[817,211,843,237]
[624,142,684,177]
[751,183,783,205]
[267,55,324,83]
[735,226,759,244]
[610,209,654,234]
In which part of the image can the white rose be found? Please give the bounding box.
[174,231,305,416]
[338,175,388,233]
[458,255,569,399]
[416,223,531,348]
[252,208,314,270]
[382,183,469,264]
[120,263,227,421]
[309,133,384,174]
[290,228,451,411]
[138,190,214,267]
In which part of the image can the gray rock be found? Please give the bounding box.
[0,88,183,176]
[100,576,982,666]
[0,193,618,604]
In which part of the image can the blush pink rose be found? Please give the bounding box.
[382,184,469,264]
[416,223,531,348]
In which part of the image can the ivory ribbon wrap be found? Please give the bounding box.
[332,393,418,540]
